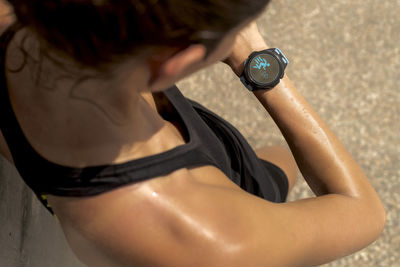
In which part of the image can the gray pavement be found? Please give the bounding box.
[178,0,400,266]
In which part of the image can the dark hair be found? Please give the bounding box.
[9,0,270,70]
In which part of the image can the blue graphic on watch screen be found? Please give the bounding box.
[252,56,271,79]
[253,56,271,70]
[249,54,279,84]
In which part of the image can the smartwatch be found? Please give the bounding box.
[240,48,289,91]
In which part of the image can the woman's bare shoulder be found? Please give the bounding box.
[46,165,252,266]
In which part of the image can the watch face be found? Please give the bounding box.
[248,53,280,85]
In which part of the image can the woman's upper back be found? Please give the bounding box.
[0,22,286,266]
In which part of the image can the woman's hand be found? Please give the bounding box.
[223,22,269,77]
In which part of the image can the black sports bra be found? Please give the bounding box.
[0,23,285,215]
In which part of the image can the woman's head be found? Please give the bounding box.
[9,0,271,71]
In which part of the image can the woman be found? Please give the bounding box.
[0,0,385,266]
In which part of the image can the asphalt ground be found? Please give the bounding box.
[177,0,400,266]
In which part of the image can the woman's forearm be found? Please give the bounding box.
[224,20,384,219]
[253,75,381,203]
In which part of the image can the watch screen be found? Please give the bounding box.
[249,53,280,84]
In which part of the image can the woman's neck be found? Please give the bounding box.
[5,29,176,166]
